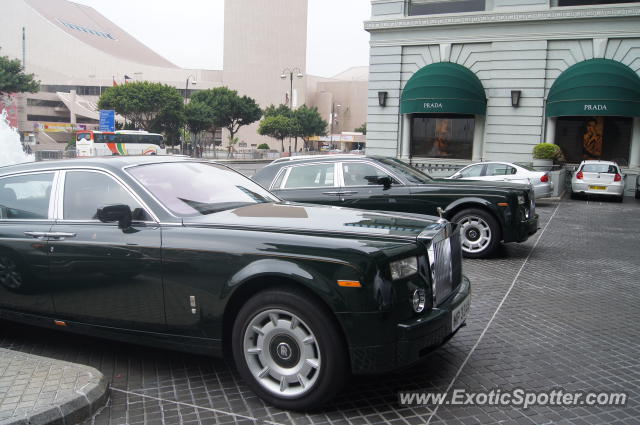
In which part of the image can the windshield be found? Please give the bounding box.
[376,157,433,184]
[129,162,279,216]
[581,164,618,174]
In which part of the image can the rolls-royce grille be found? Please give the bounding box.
[429,223,463,306]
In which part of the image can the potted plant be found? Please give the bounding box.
[532,143,561,170]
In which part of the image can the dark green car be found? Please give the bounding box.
[0,156,470,410]
[253,155,539,258]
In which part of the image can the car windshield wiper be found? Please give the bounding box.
[178,199,259,215]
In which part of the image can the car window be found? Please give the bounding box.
[485,164,515,176]
[375,157,432,184]
[459,164,483,178]
[342,162,395,186]
[283,164,335,189]
[63,171,149,220]
[581,164,618,174]
[0,173,54,219]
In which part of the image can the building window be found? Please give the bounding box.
[27,99,65,108]
[555,116,633,165]
[553,0,637,6]
[408,0,485,16]
[27,115,70,123]
[411,114,475,159]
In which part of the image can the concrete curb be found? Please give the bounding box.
[0,348,109,425]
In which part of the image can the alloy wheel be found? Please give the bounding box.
[243,308,321,398]
[458,215,492,254]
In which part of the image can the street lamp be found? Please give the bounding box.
[183,75,197,155]
[281,67,303,109]
[330,103,341,150]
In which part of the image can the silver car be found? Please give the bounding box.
[570,160,625,202]
[448,162,553,199]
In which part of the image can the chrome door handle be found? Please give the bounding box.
[24,232,49,240]
[322,191,342,195]
[340,191,358,195]
[24,232,76,241]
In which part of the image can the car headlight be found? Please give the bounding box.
[517,194,525,205]
[390,257,418,280]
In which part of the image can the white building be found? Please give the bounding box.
[365,0,640,168]
[0,0,368,151]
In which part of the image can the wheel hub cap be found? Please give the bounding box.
[458,216,492,253]
[270,335,300,368]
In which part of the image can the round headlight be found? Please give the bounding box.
[412,289,426,313]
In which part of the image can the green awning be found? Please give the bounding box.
[546,59,640,117]
[400,62,487,115]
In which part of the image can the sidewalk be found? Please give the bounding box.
[0,348,108,425]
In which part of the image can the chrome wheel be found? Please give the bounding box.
[459,215,492,254]
[0,256,23,290]
[243,308,321,398]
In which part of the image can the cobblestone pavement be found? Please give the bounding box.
[1,196,639,425]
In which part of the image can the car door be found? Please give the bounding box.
[336,161,414,212]
[48,169,165,331]
[483,163,527,184]
[0,171,57,315]
[269,162,343,205]
[452,164,485,180]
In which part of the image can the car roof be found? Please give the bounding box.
[268,154,386,166]
[580,160,618,166]
[0,155,198,176]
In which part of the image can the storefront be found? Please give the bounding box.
[545,59,640,166]
[399,62,487,161]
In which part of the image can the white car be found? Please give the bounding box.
[448,162,553,199]
[570,160,625,202]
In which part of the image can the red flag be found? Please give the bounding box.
[112,76,118,87]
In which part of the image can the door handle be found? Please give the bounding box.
[24,232,77,241]
[340,191,358,195]
[322,191,342,195]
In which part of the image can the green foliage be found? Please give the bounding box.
[263,104,293,118]
[98,81,184,132]
[355,123,366,135]
[0,54,39,95]
[191,87,262,144]
[185,101,214,137]
[532,143,561,160]
[293,105,327,142]
[258,115,300,152]
[257,143,270,149]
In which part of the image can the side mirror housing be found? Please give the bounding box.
[376,176,392,190]
[97,204,132,229]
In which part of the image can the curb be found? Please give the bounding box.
[0,348,109,425]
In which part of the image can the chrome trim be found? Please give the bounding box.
[423,221,462,307]
[269,167,289,191]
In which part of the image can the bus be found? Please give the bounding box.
[75,130,166,157]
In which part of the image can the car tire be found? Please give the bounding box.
[232,288,348,410]
[0,252,32,293]
[615,195,624,203]
[451,208,501,259]
[570,191,579,200]
[635,190,639,200]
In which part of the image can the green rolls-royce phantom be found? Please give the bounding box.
[0,156,470,410]
[253,155,539,258]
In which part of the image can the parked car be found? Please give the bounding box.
[0,156,470,410]
[448,161,554,199]
[253,155,538,259]
[570,160,625,202]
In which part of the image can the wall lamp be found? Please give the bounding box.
[511,90,521,107]
[378,91,388,107]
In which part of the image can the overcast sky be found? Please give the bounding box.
[71,0,371,78]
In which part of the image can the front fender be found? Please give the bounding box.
[223,258,367,313]
[444,197,506,225]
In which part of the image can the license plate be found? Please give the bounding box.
[451,296,471,332]
[589,185,607,190]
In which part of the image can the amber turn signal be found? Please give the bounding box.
[337,280,362,288]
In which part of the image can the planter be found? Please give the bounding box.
[532,158,553,170]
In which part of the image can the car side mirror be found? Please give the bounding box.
[375,176,393,190]
[97,204,132,229]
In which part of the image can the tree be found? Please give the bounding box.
[355,122,367,135]
[0,55,39,95]
[185,101,214,146]
[98,81,184,131]
[191,87,262,152]
[293,105,327,151]
[151,107,185,149]
[258,115,299,152]
[263,104,292,118]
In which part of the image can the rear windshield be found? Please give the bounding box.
[514,162,536,172]
[581,164,618,174]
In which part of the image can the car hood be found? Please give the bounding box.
[184,202,443,241]
[432,178,530,191]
